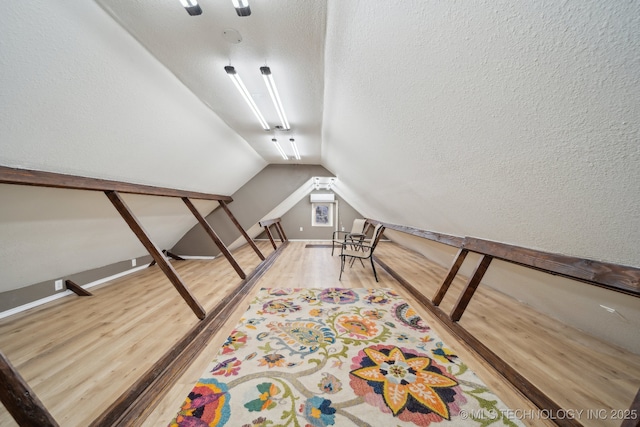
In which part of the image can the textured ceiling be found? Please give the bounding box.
[95,0,327,164]
[1,0,639,298]
[322,0,640,267]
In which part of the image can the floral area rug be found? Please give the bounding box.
[169,288,522,427]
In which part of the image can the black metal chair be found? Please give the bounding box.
[331,218,366,255]
[338,224,385,282]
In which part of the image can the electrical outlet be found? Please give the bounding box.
[299,227,303,231]
[131,258,137,267]
[54,279,63,291]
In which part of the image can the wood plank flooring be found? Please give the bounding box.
[1,240,639,426]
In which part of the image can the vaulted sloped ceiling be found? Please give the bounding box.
[1,0,639,295]
[322,1,640,267]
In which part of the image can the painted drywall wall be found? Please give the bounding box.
[0,0,265,300]
[257,192,363,240]
[0,184,217,294]
[385,230,640,355]
[172,165,334,256]
[322,0,640,269]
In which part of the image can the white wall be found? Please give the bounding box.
[322,0,640,268]
[0,0,265,292]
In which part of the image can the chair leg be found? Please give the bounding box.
[370,257,378,282]
[339,255,345,280]
[331,242,335,256]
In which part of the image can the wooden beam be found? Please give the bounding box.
[621,387,640,427]
[64,280,93,297]
[450,255,493,322]
[90,241,290,427]
[274,222,285,242]
[463,237,640,297]
[105,191,206,320]
[366,219,464,247]
[182,198,246,280]
[258,218,282,228]
[264,225,277,250]
[432,248,468,306]
[0,351,59,427]
[162,250,185,261]
[218,200,265,260]
[275,221,288,242]
[373,256,584,427]
[0,166,232,202]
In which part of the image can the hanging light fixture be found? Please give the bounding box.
[231,0,251,16]
[271,138,288,160]
[178,0,202,15]
[224,66,270,130]
[289,138,301,160]
[260,66,289,130]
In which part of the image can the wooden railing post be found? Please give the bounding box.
[218,200,265,260]
[183,198,246,280]
[106,191,206,320]
[0,351,59,427]
[433,248,468,305]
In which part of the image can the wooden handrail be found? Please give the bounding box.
[0,351,59,427]
[462,237,640,297]
[258,218,282,228]
[366,219,464,247]
[259,218,286,250]
[0,166,232,202]
[369,217,640,427]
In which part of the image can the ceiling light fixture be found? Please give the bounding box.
[271,138,288,160]
[224,66,269,130]
[289,138,301,160]
[260,66,289,130]
[179,0,202,15]
[231,0,251,16]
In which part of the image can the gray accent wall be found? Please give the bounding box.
[258,192,363,240]
[172,164,334,256]
[0,255,153,312]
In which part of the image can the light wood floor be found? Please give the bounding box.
[1,241,639,426]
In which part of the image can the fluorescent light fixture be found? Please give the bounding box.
[271,138,288,160]
[260,66,290,130]
[289,138,301,160]
[225,66,270,130]
[179,0,202,15]
[231,0,251,16]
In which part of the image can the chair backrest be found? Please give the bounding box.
[350,218,366,234]
[368,224,385,252]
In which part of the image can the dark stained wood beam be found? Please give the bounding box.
[450,255,493,321]
[273,222,285,242]
[90,241,290,427]
[263,225,277,250]
[0,166,232,202]
[621,387,640,427]
[463,237,640,297]
[218,200,265,260]
[0,351,59,427]
[258,218,282,227]
[64,280,93,297]
[433,248,468,306]
[182,198,246,280]
[275,221,288,242]
[373,256,584,427]
[162,250,185,261]
[366,219,464,247]
[105,191,206,320]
